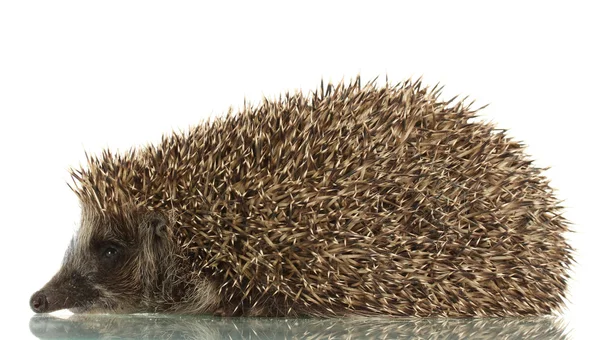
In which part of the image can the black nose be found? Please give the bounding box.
[30,291,49,313]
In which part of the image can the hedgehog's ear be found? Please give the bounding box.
[140,212,174,259]
[146,213,168,239]
[139,212,175,288]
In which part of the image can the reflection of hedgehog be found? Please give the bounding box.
[30,78,572,317]
[29,314,569,339]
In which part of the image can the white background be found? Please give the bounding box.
[0,1,597,338]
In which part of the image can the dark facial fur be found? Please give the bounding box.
[30,208,218,314]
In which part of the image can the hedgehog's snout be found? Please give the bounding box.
[30,269,99,314]
[30,291,48,313]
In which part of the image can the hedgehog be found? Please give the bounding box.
[30,78,572,317]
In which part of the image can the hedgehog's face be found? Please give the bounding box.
[30,209,174,314]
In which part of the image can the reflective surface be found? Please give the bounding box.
[30,314,570,340]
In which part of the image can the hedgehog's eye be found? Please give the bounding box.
[97,243,122,269]
[103,247,118,259]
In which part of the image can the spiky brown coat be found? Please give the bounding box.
[69,78,572,317]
